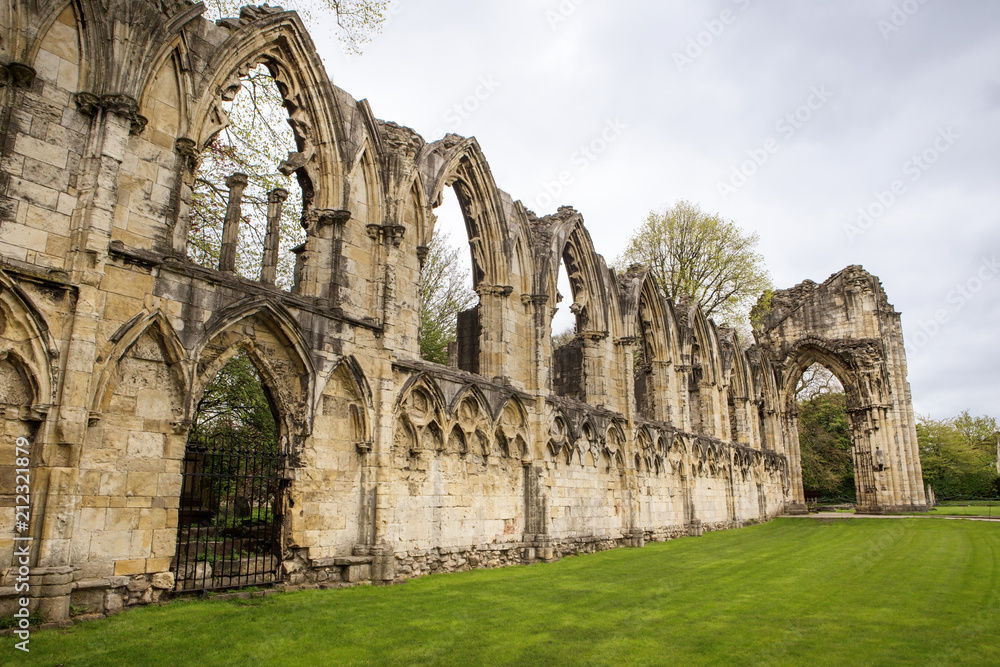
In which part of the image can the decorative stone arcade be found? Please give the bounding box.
[0,1,925,622]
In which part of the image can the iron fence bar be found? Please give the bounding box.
[173,434,284,593]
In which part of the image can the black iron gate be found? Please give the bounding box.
[173,436,286,591]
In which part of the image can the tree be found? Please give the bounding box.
[798,392,855,499]
[188,1,389,287]
[189,350,278,451]
[203,0,389,52]
[616,200,772,330]
[419,230,478,364]
[188,65,305,288]
[551,326,576,349]
[795,363,844,402]
[918,413,999,498]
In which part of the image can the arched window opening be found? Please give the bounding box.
[174,350,285,592]
[420,184,478,366]
[187,64,306,290]
[0,356,39,569]
[633,306,656,421]
[794,362,853,503]
[689,337,704,434]
[550,260,575,343]
[551,259,583,399]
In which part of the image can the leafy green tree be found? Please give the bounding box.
[419,230,477,364]
[616,200,772,329]
[189,350,278,451]
[798,392,855,499]
[918,413,998,498]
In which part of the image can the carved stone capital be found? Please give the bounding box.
[3,62,36,88]
[614,336,637,347]
[384,224,406,246]
[478,284,514,297]
[268,188,290,204]
[75,92,102,116]
[225,172,249,190]
[366,223,405,246]
[174,137,199,172]
[315,209,350,226]
[75,92,147,134]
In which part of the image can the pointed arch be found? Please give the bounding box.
[449,383,492,423]
[347,143,383,228]
[186,10,345,210]
[193,298,315,439]
[543,211,611,336]
[419,136,509,288]
[28,1,82,94]
[317,355,375,445]
[395,373,448,430]
[91,309,188,415]
[778,340,863,411]
[0,272,58,412]
[197,297,314,379]
[620,268,678,363]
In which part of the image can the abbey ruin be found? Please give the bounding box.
[0,2,927,621]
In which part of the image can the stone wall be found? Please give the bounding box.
[0,1,924,622]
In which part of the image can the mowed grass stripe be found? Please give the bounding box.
[22,519,1000,666]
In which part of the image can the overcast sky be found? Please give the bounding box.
[301,0,999,419]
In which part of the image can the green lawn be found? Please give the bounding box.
[925,504,1000,517]
[20,519,1000,666]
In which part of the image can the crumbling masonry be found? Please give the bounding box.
[0,2,927,621]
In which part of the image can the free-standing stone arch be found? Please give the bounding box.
[753,266,927,514]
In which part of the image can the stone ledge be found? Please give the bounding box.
[310,555,373,568]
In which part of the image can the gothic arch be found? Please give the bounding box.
[755,266,927,513]
[91,309,188,416]
[778,341,862,410]
[621,268,679,424]
[193,298,315,441]
[0,272,58,412]
[420,136,510,288]
[544,212,610,336]
[186,9,345,211]
[317,355,374,445]
[394,375,448,453]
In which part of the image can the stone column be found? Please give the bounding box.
[650,360,675,423]
[781,409,807,514]
[614,336,637,419]
[579,331,608,404]
[476,284,513,380]
[526,294,550,392]
[259,187,288,285]
[317,209,351,307]
[30,565,74,622]
[218,172,248,273]
[170,137,200,255]
[41,99,140,580]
